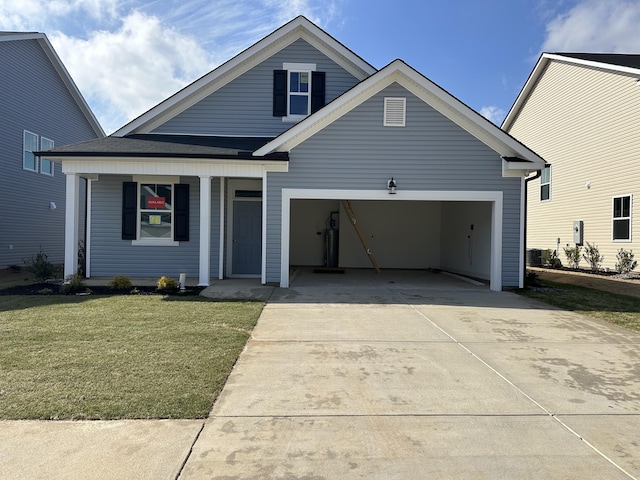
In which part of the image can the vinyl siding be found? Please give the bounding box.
[0,38,98,266]
[90,176,204,278]
[266,83,522,286]
[507,60,640,269]
[152,39,360,137]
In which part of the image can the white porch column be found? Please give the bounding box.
[218,177,225,280]
[64,173,80,279]
[198,176,211,286]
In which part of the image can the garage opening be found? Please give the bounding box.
[286,195,497,288]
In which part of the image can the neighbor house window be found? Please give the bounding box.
[540,165,551,201]
[23,131,38,171]
[40,137,54,176]
[273,63,325,120]
[613,195,632,241]
[122,177,189,244]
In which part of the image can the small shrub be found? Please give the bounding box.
[60,273,86,294]
[563,245,582,269]
[157,276,178,291]
[615,248,637,274]
[8,264,21,273]
[542,249,562,268]
[582,242,604,272]
[108,275,133,291]
[23,248,56,281]
[37,288,54,295]
[525,270,540,287]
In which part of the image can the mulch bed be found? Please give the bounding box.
[0,282,205,296]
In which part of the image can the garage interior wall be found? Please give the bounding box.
[440,201,492,280]
[290,199,340,265]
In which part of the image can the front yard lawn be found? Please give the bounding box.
[0,295,263,420]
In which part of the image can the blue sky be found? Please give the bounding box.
[2,0,639,134]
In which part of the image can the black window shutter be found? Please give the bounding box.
[273,70,287,116]
[122,182,137,240]
[174,184,189,241]
[311,71,326,114]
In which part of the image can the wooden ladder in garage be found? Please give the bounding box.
[341,200,381,273]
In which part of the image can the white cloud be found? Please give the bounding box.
[1,0,343,134]
[479,106,507,125]
[543,0,640,52]
[51,11,213,134]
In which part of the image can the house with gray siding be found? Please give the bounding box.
[0,32,104,268]
[39,17,544,290]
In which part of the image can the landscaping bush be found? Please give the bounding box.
[23,248,57,281]
[582,242,604,272]
[615,249,638,274]
[563,245,582,269]
[108,275,133,291]
[60,273,87,294]
[542,249,562,268]
[157,276,178,291]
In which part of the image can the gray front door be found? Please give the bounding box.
[232,201,262,275]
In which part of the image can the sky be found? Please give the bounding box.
[2,0,640,134]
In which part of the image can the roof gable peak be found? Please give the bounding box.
[113,16,376,137]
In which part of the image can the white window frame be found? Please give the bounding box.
[540,165,551,201]
[23,130,38,172]
[131,175,180,246]
[282,62,316,122]
[40,137,55,176]
[612,194,632,242]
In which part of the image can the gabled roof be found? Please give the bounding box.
[0,32,104,137]
[502,52,640,130]
[36,134,287,161]
[254,59,545,169]
[113,16,377,137]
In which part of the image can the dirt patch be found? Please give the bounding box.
[529,267,640,299]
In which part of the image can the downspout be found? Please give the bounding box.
[523,169,542,287]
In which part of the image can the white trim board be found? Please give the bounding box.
[280,189,503,291]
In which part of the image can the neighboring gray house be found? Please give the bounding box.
[40,17,544,290]
[0,32,104,268]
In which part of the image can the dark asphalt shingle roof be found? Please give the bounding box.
[557,53,640,70]
[36,134,288,160]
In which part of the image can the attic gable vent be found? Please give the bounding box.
[384,97,406,127]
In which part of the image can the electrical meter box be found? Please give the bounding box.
[573,220,584,245]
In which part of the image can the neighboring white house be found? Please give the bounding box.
[503,53,640,271]
[0,32,104,267]
[40,16,545,290]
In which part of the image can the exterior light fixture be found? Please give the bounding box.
[387,177,397,194]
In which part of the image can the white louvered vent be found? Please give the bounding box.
[384,97,406,127]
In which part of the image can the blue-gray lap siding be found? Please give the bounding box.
[0,38,98,266]
[90,176,221,279]
[152,39,360,137]
[265,83,523,287]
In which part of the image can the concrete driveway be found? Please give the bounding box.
[179,270,640,479]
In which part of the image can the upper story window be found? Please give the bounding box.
[613,194,632,241]
[40,137,55,176]
[273,63,325,121]
[23,131,38,172]
[540,165,551,201]
[23,131,55,175]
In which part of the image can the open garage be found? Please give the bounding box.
[281,190,503,290]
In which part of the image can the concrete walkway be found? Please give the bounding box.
[2,270,640,479]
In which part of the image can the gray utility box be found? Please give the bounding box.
[573,220,584,245]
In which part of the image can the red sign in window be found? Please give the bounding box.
[147,197,165,209]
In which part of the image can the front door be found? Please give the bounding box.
[232,200,262,275]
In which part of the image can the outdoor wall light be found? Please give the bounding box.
[387,177,397,194]
[49,202,57,210]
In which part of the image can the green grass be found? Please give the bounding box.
[518,280,640,331]
[0,295,263,420]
